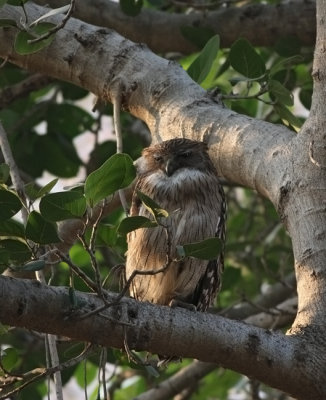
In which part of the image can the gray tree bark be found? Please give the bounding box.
[33,0,316,53]
[0,2,325,399]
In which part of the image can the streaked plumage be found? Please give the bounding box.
[126,138,226,311]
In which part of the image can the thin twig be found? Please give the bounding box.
[55,250,98,292]
[28,0,75,45]
[112,78,129,215]
[0,121,28,221]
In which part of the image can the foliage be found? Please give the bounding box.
[0,0,309,399]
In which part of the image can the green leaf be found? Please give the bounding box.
[229,38,266,79]
[1,348,19,372]
[187,35,220,84]
[299,87,312,110]
[7,0,28,5]
[118,216,157,235]
[0,188,22,221]
[0,239,32,265]
[136,191,168,222]
[0,18,18,27]
[18,259,46,271]
[275,35,301,57]
[25,178,58,200]
[97,224,118,247]
[268,79,294,106]
[180,26,215,49]
[14,22,56,55]
[60,82,88,100]
[47,104,95,139]
[119,0,143,16]
[39,191,86,221]
[270,55,304,76]
[176,237,222,260]
[274,104,302,128]
[25,211,60,244]
[35,134,81,178]
[85,153,136,207]
[0,218,25,238]
[0,163,10,183]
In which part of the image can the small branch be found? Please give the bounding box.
[111,77,129,215]
[28,0,75,45]
[0,121,28,221]
[0,73,54,109]
[134,361,216,400]
[55,250,98,292]
[0,343,93,399]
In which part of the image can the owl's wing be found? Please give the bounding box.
[194,199,226,312]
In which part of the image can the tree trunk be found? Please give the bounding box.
[0,2,325,399]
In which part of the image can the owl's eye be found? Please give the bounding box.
[154,155,163,162]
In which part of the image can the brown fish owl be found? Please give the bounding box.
[125,138,226,311]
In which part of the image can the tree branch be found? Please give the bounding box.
[0,2,295,208]
[0,275,324,400]
[33,0,316,53]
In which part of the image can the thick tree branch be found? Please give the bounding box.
[0,2,295,207]
[33,0,316,53]
[0,274,323,400]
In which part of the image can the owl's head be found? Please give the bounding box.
[135,138,215,177]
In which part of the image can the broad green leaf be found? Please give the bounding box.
[176,237,222,260]
[60,81,88,101]
[25,211,60,244]
[14,22,56,55]
[222,266,242,290]
[39,191,86,221]
[274,104,302,129]
[37,178,58,197]
[47,104,95,139]
[229,38,266,79]
[0,239,32,265]
[180,26,215,49]
[0,218,25,238]
[97,224,118,247]
[35,134,81,178]
[0,18,17,27]
[268,80,294,106]
[270,55,304,76]
[299,87,312,110]
[136,191,168,222]
[118,216,157,235]
[75,361,98,388]
[275,35,301,57]
[17,259,46,271]
[25,178,58,200]
[85,153,136,207]
[0,163,10,183]
[119,0,142,16]
[0,188,22,221]
[1,348,19,372]
[187,35,220,84]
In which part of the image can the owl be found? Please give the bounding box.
[125,138,226,312]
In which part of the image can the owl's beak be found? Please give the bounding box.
[165,157,178,177]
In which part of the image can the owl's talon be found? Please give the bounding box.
[169,299,197,311]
